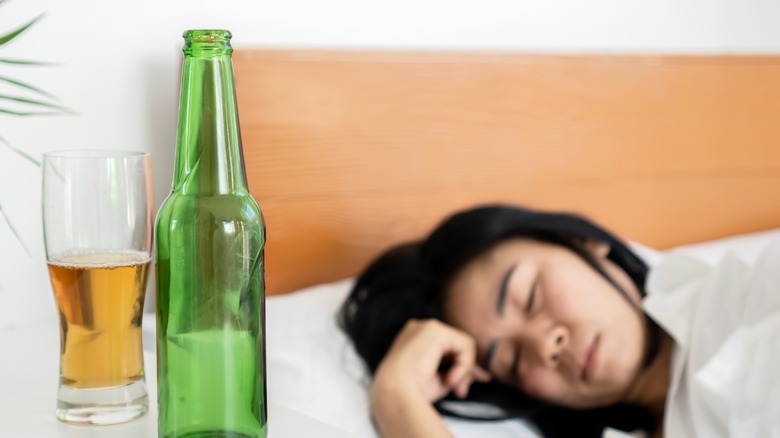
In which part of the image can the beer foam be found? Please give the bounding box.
[49,250,152,269]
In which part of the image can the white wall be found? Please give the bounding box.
[2,0,780,327]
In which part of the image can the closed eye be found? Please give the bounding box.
[525,279,538,313]
[510,346,521,381]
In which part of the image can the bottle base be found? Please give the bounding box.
[164,432,262,438]
[56,379,148,425]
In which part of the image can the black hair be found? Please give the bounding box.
[339,205,660,437]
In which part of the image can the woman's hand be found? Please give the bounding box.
[369,319,492,438]
[372,319,492,404]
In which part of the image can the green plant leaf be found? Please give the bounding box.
[0,135,40,167]
[0,2,57,259]
[0,14,44,47]
[0,95,73,112]
[0,203,32,257]
[0,58,57,66]
[0,107,70,116]
[0,76,58,100]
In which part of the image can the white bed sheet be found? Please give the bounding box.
[265,228,780,438]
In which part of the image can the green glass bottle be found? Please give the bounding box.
[155,29,267,438]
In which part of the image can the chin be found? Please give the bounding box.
[564,392,623,410]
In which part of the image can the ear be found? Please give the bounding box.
[578,239,611,259]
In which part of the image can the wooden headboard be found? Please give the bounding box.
[233,50,780,295]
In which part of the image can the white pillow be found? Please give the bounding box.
[266,279,378,437]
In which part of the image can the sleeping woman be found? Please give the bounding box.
[339,205,780,438]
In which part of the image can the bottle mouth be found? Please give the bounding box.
[182,30,233,55]
[183,29,232,43]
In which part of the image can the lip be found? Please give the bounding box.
[579,335,600,382]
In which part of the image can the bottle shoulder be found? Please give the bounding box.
[156,192,264,227]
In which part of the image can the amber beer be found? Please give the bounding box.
[47,250,150,389]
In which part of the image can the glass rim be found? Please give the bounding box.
[42,149,150,159]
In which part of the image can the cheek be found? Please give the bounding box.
[604,312,647,381]
[543,268,635,324]
[519,368,566,402]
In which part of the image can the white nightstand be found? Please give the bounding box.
[0,320,355,438]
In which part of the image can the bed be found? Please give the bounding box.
[262,228,780,438]
[229,50,780,437]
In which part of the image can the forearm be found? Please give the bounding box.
[371,380,454,438]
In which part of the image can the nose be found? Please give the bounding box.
[533,325,569,368]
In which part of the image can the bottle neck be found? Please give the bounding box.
[172,50,248,195]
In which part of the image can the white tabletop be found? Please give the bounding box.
[0,318,355,438]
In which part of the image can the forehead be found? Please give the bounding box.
[442,238,545,330]
[449,238,543,289]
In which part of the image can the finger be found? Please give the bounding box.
[473,365,492,383]
[442,336,476,379]
[453,366,492,399]
[444,362,470,387]
[439,332,480,391]
[456,379,470,399]
[446,363,477,399]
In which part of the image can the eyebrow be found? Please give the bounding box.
[496,263,518,316]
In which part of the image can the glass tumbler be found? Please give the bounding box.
[42,150,153,425]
